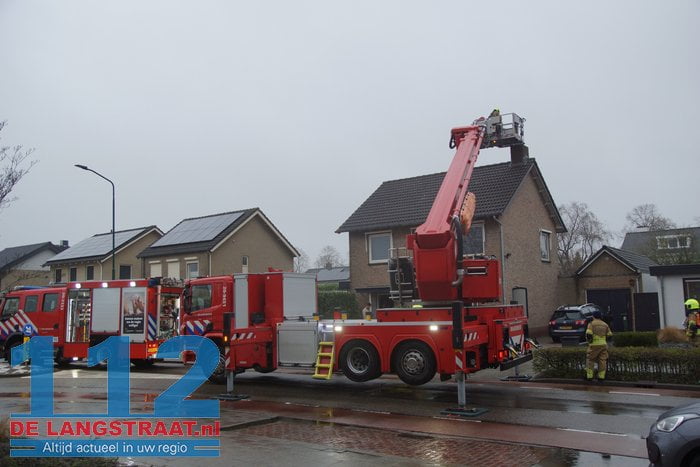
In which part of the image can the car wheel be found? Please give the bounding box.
[393,340,436,386]
[339,340,381,382]
[551,336,560,343]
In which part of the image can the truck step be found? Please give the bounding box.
[312,341,335,380]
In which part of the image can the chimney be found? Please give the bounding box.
[60,240,69,247]
[510,144,529,165]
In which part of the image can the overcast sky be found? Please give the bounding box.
[1,1,698,264]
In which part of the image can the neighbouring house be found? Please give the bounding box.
[0,242,69,291]
[137,208,298,279]
[305,266,351,290]
[649,263,700,330]
[621,227,700,265]
[573,246,658,332]
[336,151,565,336]
[44,226,163,282]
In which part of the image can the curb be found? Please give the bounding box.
[530,377,700,392]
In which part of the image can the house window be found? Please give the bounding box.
[368,232,392,264]
[540,230,551,262]
[186,262,199,279]
[119,265,132,279]
[24,296,38,313]
[242,256,249,273]
[86,266,94,281]
[167,260,180,280]
[657,235,692,250]
[150,262,162,278]
[463,222,485,255]
[685,279,700,302]
[69,267,77,282]
[54,269,62,283]
[43,293,59,312]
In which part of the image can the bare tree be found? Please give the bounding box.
[314,245,344,269]
[557,202,610,275]
[293,247,310,273]
[624,203,675,232]
[0,121,37,211]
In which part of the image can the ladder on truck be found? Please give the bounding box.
[312,341,335,380]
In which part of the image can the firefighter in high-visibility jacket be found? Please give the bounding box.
[685,298,700,347]
[585,309,613,381]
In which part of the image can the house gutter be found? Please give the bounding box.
[492,216,506,304]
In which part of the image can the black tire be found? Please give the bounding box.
[208,348,227,384]
[392,340,436,386]
[55,350,71,368]
[4,339,22,364]
[551,336,560,343]
[253,364,275,374]
[339,340,381,382]
[131,359,155,369]
[686,451,700,467]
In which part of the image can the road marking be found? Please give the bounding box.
[557,428,628,437]
[609,391,660,397]
[433,416,481,423]
[352,409,391,415]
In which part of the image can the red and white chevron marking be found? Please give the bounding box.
[454,350,463,371]
[463,332,478,342]
[230,332,255,341]
[0,311,37,338]
[224,347,230,368]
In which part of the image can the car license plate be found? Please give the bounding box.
[559,326,572,330]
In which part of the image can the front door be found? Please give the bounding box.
[586,288,632,332]
[634,293,660,331]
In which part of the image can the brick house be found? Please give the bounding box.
[137,208,298,279]
[574,246,658,332]
[0,242,68,291]
[336,153,565,336]
[44,226,163,281]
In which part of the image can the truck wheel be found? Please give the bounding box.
[208,348,227,384]
[339,340,381,382]
[4,339,22,364]
[393,340,436,386]
[131,359,155,369]
[253,364,275,374]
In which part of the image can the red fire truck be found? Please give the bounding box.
[182,112,535,386]
[0,278,182,366]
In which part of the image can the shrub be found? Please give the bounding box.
[657,327,688,344]
[533,347,700,385]
[317,290,359,319]
[612,331,657,348]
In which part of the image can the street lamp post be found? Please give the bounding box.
[75,164,116,280]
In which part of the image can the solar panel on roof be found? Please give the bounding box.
[49,230,146,261]
[151,212,243,247]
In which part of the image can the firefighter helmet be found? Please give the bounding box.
[685,298,700,311]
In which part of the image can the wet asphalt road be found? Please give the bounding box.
[1,361,697,465]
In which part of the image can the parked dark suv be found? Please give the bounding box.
[548,304,598,342]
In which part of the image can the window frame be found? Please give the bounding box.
[54,268,62,283]
[367,231,393,265]
[119,265,132,280]
[540,229,552,262]
[24,295,39,313]
[86,265,94,281]
[463,221,485,256]
[42,293,60,312]
[186,261,199,280]
[69,267,77,282]
[2,297,20,317]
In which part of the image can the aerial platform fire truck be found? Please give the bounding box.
[0,278,182,366]
[181,111,535,387]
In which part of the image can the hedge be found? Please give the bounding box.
[612,331,657,348]
[533,347,700,385]
[317,290,360,319]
